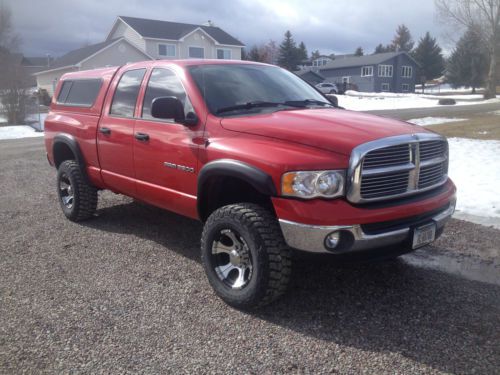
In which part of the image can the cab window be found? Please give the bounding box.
[110,69,146,117]
[141,68,193,120]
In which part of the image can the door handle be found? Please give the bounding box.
[135,132,150,142]
[99,127,111,135]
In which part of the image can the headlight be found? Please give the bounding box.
[281,170,345,199]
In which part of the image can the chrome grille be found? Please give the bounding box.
[419,163,445,189]
[360,170,410,198]
[362,144,410,169]
[420,140,446,161]
[347,134,448,203]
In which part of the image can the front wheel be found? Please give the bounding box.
[201,203,292,309]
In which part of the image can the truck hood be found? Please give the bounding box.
[220,108,427,155]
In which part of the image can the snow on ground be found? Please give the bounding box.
[26,113,47,131]
[448,138,500,220]
[407,117,467,126]
[337,90,500,111]
[0,126,44,140]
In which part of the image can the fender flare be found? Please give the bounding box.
[197,159,277,217]
[52,134,87,176]
[198,159,277,196]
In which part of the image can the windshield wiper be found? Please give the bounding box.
[215,99,333,115]
[283,99,333,107]
[216,101,282,114]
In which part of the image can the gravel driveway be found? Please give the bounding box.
[1,138,499,374]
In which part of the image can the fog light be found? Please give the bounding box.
[325,232,340,249]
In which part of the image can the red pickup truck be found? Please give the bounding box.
[45,60,456,308]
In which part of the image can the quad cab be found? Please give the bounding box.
[45,60,456,308]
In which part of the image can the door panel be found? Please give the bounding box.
[133,68,203,218]
[133,120,200,217]
[97,68,146,196]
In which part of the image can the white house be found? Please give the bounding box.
[35,16,245,95]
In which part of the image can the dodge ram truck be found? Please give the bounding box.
[44,60,456,308]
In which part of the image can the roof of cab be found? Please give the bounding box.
[58,59,271,82]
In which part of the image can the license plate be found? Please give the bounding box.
[412,223,436,249]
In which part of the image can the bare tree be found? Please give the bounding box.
[435,0,500,99]
[0,4,28,125]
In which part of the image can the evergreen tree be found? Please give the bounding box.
[412,32,445,80]
[374,43,394,54]
[298,41,308,61]
[391,24,414,52]
[311,49,321,60]
[278,31,300,70]
[446,28,489,93]
[354,47,364,56]
[247,45,265,62]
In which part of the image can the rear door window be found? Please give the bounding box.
[110,69,146,117]
[57,79,102,107]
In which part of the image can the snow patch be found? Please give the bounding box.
[337,90,500,111]
[0,126,44,140]
[407,117,467,126]
[448,138,500,219]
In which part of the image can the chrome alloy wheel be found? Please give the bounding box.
[211,229,253,289]
[59,173,74,209]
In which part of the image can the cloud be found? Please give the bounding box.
[7,0,447,57]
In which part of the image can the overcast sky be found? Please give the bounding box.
[8,0,450,58]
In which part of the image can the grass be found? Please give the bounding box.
[427,112,500,141]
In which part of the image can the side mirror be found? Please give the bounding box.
[325,94,338,107]
[151,96,185,122]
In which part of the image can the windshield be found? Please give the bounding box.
[188,64,331,116]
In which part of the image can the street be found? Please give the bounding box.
[0,138,499,374]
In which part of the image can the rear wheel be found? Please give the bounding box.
[201,203,292,309]
[57,160,97,222]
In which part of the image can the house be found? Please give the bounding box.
[20,56,53,87]
[107,16,244,60]
[35,16,245,96]
[318,52,420,93]
[34,38,152,95]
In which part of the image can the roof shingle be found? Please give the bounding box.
[119,16,244,46]
[321,52,410,70]
[48,39,122,70]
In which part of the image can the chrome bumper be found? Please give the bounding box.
[279,203,455,254]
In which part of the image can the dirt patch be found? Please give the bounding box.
[428,113,500,140]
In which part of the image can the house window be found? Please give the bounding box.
[158,43,176,57]
[217,48,231,59]
[381,83,390,91]
[378,65,393,77]
[189,46,205,58]
[361,66,373,77]
[402,66,413,78]
[402,83,410,92]
[342,76,351,84]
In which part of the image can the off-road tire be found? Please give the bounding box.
[201,203,292,309]
[57,160,97,222]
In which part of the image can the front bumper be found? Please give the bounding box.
[278,199,456,254]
